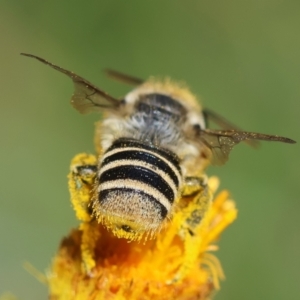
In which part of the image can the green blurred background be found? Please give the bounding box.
[1,1,299,299]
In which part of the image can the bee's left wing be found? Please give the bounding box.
[21,53,120,114]
[198,129,296,165]
[105,69,144,86]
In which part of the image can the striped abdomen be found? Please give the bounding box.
[93,138,182,237]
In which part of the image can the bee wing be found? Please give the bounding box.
[199,129,296,165]
[105,69,144,86]
[203,108,260,148]
[21,53,120,114]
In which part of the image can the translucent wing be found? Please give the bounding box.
[203,108,259,148]
[105,69,144,86]
[199,129,296,165]
[21,53,120,114]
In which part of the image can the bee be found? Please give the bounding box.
[21,53,295,275]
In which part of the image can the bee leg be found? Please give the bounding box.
[68,153,98,222]
[170,176,213,283]
[79,221,100,276]
[68,153,99,274]
[181,175,208,197]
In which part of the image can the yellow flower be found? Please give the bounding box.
[48,164,237,300]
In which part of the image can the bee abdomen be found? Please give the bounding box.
[95,138,182,230]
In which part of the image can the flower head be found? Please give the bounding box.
[48,174,237,300]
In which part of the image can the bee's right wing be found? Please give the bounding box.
[198,129,296,165]
[105,69,144,86]
[203,108,260,148]
[21,53,121,114]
